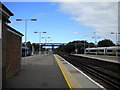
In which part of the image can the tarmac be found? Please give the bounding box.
[5,54,68,88]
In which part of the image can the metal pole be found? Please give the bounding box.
[116,33,118,56]
[25,20,27,57]
[116,33,118,45]
[39,32,41,54]
[75,43,77,54]
[84,41,85,54]
[94,32,97,48]
[45,38,46,54]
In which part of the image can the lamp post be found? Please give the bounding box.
[83,40,87,54]
[75,43,78,54]
[16,19,37,56]
[34,32,46,54]
[111,32,120,45]
[47,40,52,53]
[42,37,50,54]
[92,32,100,48]
[48,40,52,43]
[42,37,50,43]
[111,32,120,56]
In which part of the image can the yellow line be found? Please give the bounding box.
[54,54,72,89]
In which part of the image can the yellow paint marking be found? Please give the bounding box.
[54,54,82,89]
[54,54,72,89]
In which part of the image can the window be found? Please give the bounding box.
[99,50,104,52]
[90,50,97,52]
[107,50,112,52]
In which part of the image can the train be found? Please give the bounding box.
[85,46,120,56]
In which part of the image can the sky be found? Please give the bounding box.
[3,2,118,44]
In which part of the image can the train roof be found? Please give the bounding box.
[85,46,120,50]
[106,46,120,49]
[86,47,106,50]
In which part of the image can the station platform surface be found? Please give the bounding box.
[72,54,119,63]
[5,53,105,89]
[54,54,105,89]
[5,54,68,88]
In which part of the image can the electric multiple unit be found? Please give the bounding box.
[85,46,120,56]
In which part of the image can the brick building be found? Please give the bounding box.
[0,3,23,86]
[0,36,1,89]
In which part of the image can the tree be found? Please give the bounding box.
[89,42,96,48]
[97,39,115,47]
[22,42,25,46]
[26,41,32,56]
[56,40,90,54]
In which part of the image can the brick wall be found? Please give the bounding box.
[2,22,7,82]
[6,30,22,79]
[2,25,22,79]
[1,3,23,87]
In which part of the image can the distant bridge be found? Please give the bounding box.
[40,43,67,46]
[34,43,67,49]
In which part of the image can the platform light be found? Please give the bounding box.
[16,19,22,21]
[34,32,47,54]
[16,18,37,56]
[31,19,37,21]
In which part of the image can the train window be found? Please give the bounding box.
[86,50,88,52]
[99,50,104,52]
[117,49,120,52]
[107,50,112,52]
[90,50,97,52]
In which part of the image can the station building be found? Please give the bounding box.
[0,39,1,88]
[0,3,23,86]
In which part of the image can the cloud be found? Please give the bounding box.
[73,32,80,34]
[31,13,44,18]
[58,2,118,44]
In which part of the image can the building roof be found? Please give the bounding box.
[6,25,24,37]
[0,2,14,16]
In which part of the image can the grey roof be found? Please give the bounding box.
[0,2,14,16]
[6,25,24,36]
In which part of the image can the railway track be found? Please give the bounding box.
[59,54,120,90]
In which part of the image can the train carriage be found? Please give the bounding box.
[85,46,120,56]
[106,46,120,56]
[85,48,98,55]
[97,47,106,55]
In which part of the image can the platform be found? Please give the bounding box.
[72,54,119,63]
[54,54,105,89]
[5,54,68,88]
[5,54,105,89]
